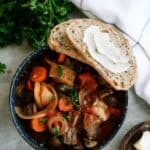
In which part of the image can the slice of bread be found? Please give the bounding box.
[66,19,137,90]
[48,19,87,63]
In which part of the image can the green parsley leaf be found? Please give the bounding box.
[70,88,79,108]
[39,118,47,125]
[57,66,62,78]
[59,85,66,92]
[59,85,72,92]
[0,0,74,49]
[52,126,60,136]
[0,62,6,74]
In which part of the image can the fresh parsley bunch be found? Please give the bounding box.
[0,0,74,49]
[0,0,74,73]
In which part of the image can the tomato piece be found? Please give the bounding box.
[30,66,47,82]
[79,73,98,91]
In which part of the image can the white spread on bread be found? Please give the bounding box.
[134,131,150,150]
[83,25,130,73]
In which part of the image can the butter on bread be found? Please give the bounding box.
[66,19,137,90]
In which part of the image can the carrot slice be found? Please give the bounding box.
[58,53,66,63]
[30,66,47,82]
[58,98,73,112]
[26,79,34,91]
[31,118,47,132]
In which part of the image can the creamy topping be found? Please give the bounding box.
[83,25,130,73]
[134,131,150,150]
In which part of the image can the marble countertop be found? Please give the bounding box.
[0,43,149,150]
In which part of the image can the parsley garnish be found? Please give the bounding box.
[0,1,74,48]
[59,85,79,108]
[0,62,6,74]
[59,85,72,92]
[57,66,62,78]
[59,85,66,92]
[70,88,79,108]
[39,118,47,125]
[52,126,60,136]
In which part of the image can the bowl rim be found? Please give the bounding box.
[9,46,128,150]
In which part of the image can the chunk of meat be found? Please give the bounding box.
[92,100,110,121]
[46,60,76,86]
[63,128,78,145]
[83,101,110,140]
[83,113,100,139]
[79,88,99,106]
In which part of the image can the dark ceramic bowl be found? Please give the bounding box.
[9,46,128,150]
[120,121,150,150]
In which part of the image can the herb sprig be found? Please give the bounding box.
[0,62,6,74]
[0,0,74,49]
[57,66,62,78]
[70,88,79,108]
[39,118,47,125]
[59,85,79,108]
[52,126,60,137]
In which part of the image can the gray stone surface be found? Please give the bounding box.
[0,44,149,150]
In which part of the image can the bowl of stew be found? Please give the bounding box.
[9,46,128,150]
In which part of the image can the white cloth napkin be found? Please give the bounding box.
[71,0,150,104]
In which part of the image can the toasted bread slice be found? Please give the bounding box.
[66,19,137,90]
[48,19,87,63]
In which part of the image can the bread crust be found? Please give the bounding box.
[48,19,87,63]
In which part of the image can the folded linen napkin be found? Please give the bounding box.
[71,0,150,104]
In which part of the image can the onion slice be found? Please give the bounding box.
[79,88,90,105]
[14,82,58,120]
[47,116,68,135]
[34,82,42,108]
[14,106,47,120]
[41,83,58,110]
[34,82,58,109]
[14,98,58,120]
